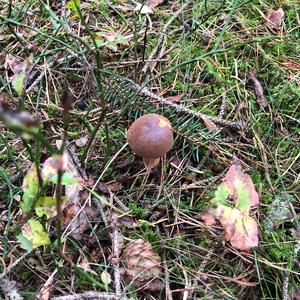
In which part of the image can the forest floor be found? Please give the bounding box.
[0,0,300,299]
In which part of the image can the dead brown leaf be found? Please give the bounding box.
[4,55,28,75]
[107,182,123,193]
[248,70,269,109]
[115,159,131,169]
[165,93,185,103]
[201,115,218,133]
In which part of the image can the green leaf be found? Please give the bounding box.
[94,38,106,48]
[35,196,67,219]
[17,234,33,251]
[213,163,259,214]
[12,72,25,96]
[20,219,51,248]
[21,164,39,213]
[101,270,112,286]
[225,164,259,213]
[214,184,230,205]
[234,178,251,212]
[50,172,79,185]
[65,0,80,12]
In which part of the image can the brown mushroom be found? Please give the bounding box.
[127,114,173,168]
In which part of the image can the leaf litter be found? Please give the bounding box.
[266,8,284,30]
[202,163,259,251]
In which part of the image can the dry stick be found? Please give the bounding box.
[57,144,126,296]
[110,213,122,298]
[37,268,59,298]
[52,291,129,300]
[129,82,242,130]
[142,1,191,73]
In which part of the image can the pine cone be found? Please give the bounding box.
[121,239,164,291]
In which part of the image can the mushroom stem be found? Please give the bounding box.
[143,157,160,168]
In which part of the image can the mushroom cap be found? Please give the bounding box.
[127,114,173,159]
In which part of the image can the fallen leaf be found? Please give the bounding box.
[75,135,88,147]
[203,163,259,251]
[288,289,300,300]
[115,159,131,169]
[248,70,268,109]
[101,270,112,286]
[41,154,81,185]
[4,55,32,96]
[55,141,87,240]
[0,104,40,132]
[41,154,68,181]
[107,182,123,193]
[97,181,110,194]
[290,226,300,238]
[201,115,218,133]
[165,93,185,103]
[217,205,258,251]
[35,196,67,219]
[78,257,97,275]
[266,8,284,30]
[201,207,218,226]
[216,163,259,213]
[18,219,51,249]
[12,72,26,96]
[21,164,39,213]
[65,0,80,11]
[95,31,129,52]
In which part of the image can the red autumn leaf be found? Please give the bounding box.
[217,205,258,251]
[266,8,284,29]
[202,204,258,251]
[217,163,259,213]
[203,163,259,251]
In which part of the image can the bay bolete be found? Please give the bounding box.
[127,114,173,167]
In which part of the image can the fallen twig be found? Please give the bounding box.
[134,83,242,130]
[51,291,129,300]
[109,213,123,298]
